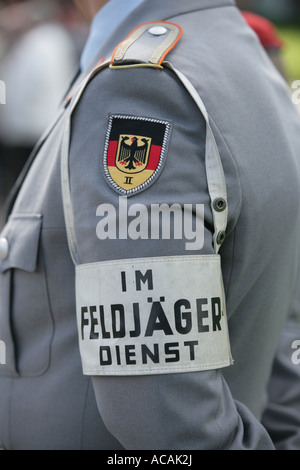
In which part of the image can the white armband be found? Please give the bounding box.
[76,255,232,375]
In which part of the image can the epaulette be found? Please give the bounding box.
[110,21,183,70]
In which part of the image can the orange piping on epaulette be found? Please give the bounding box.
[155,21,183,65]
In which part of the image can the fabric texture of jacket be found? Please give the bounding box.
[1,0,300,450]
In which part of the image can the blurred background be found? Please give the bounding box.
[0,0,88,213]
[237,0,300,82]
[0,0,299,216]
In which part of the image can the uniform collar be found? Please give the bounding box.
[80,0,145,70]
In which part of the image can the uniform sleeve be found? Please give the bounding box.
[262,315,300,450]
[67,64,275,449]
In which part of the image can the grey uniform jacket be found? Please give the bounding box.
[1,0,300,450]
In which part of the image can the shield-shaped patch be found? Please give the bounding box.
[103,115,171,195]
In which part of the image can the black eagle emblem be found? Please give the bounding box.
[118,136,150,171]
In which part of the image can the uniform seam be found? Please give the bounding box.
[202,117,240,307]
[7,378,14,450]
[79,378,92,450]
[214,371,225,450]
[39,235,56,376]
[207,115,243,229]
[165,4,236,21]
[15,240,55,378]
[224,227,237,301]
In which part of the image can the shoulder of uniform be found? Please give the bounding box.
[110,21,183,70]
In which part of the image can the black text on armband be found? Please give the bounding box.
[80,269,224,368]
